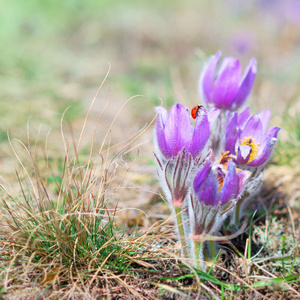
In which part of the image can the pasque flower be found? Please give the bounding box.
[189,159,250,236]
[188,160,250,266]
[225,107,281,168]
[190,160,250,233]
[199,51,257,111]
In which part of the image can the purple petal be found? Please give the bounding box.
[237,145,252,165]
[155,106,168,125]
[247,139,276,167]
[189,109,210,157]
[248,127,281,167]
[155,106,171,157]
[200,51,222,104]
[225,112,238,154]
[238,106,250,129]
[220,162,238,205]
[237,170,251,195]
[231,58,257,110]
[207,108,220,125]
[212,58,241,109]
[240,114,263,144]
[165,103,192,157]
[259,109,271,134]
[193,161,212,192]
[195,172,220,206]
[260,126,281,149]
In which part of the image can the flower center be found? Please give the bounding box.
[240,136,260,163]
[215,151,233,193]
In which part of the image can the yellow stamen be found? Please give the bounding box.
[240,136,260,163]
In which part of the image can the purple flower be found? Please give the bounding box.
[199,51,256,111]
[154,104,220,209]
[193,160,249,207]
[189,160,250,237]
[230,31,256,55]
[226,107,281,167]
[155,103,217,159]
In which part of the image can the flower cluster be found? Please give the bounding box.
[154,51,280,269]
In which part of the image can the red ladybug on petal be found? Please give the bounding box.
[191,105,204,119]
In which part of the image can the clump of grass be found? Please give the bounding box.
[2,151,144,271]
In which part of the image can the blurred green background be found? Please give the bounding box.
[1,0,300,166]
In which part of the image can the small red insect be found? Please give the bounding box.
[191,105,204,119]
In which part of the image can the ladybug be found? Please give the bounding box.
[191,105,204,119]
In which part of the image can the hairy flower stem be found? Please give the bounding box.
[208,240,217,259]
[235,202,241,226]
[175,206,188,257]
